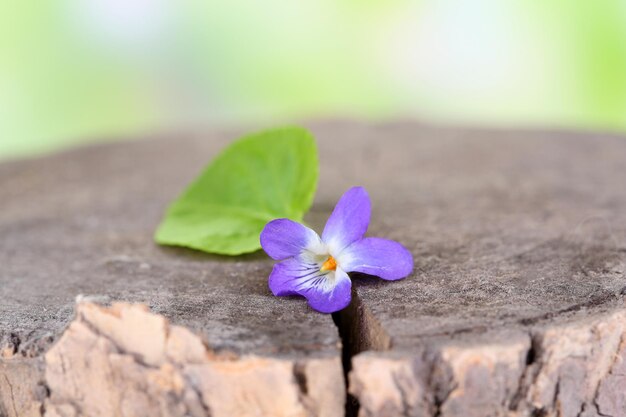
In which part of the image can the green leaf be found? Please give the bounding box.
[155,126,319,255]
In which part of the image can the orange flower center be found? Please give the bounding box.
[320,255,337,272]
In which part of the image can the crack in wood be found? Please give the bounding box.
[332,285,393,417]
[2,374,18,417]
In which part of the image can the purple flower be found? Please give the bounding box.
[260,187,413,313]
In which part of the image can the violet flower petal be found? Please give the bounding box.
[299,267,352,313]
[322,186,371,254]
[268,257,314,296]
[339,237,413,280]
[260,218,321,260]
[268,259,352,313]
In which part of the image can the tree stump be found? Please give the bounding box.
[1,122,625,417]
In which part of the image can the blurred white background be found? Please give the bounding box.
[2,0,625,159]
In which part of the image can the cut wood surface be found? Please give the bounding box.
[1,122,625,417]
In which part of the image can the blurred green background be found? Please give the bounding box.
[2,1,626,160]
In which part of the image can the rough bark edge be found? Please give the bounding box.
[0,358,46,417]
[349,307,626,417]
[1,302,345,417]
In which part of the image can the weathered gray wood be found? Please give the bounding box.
[0,129,345,417]
[313,124,626,417]
[1,122,626,416]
